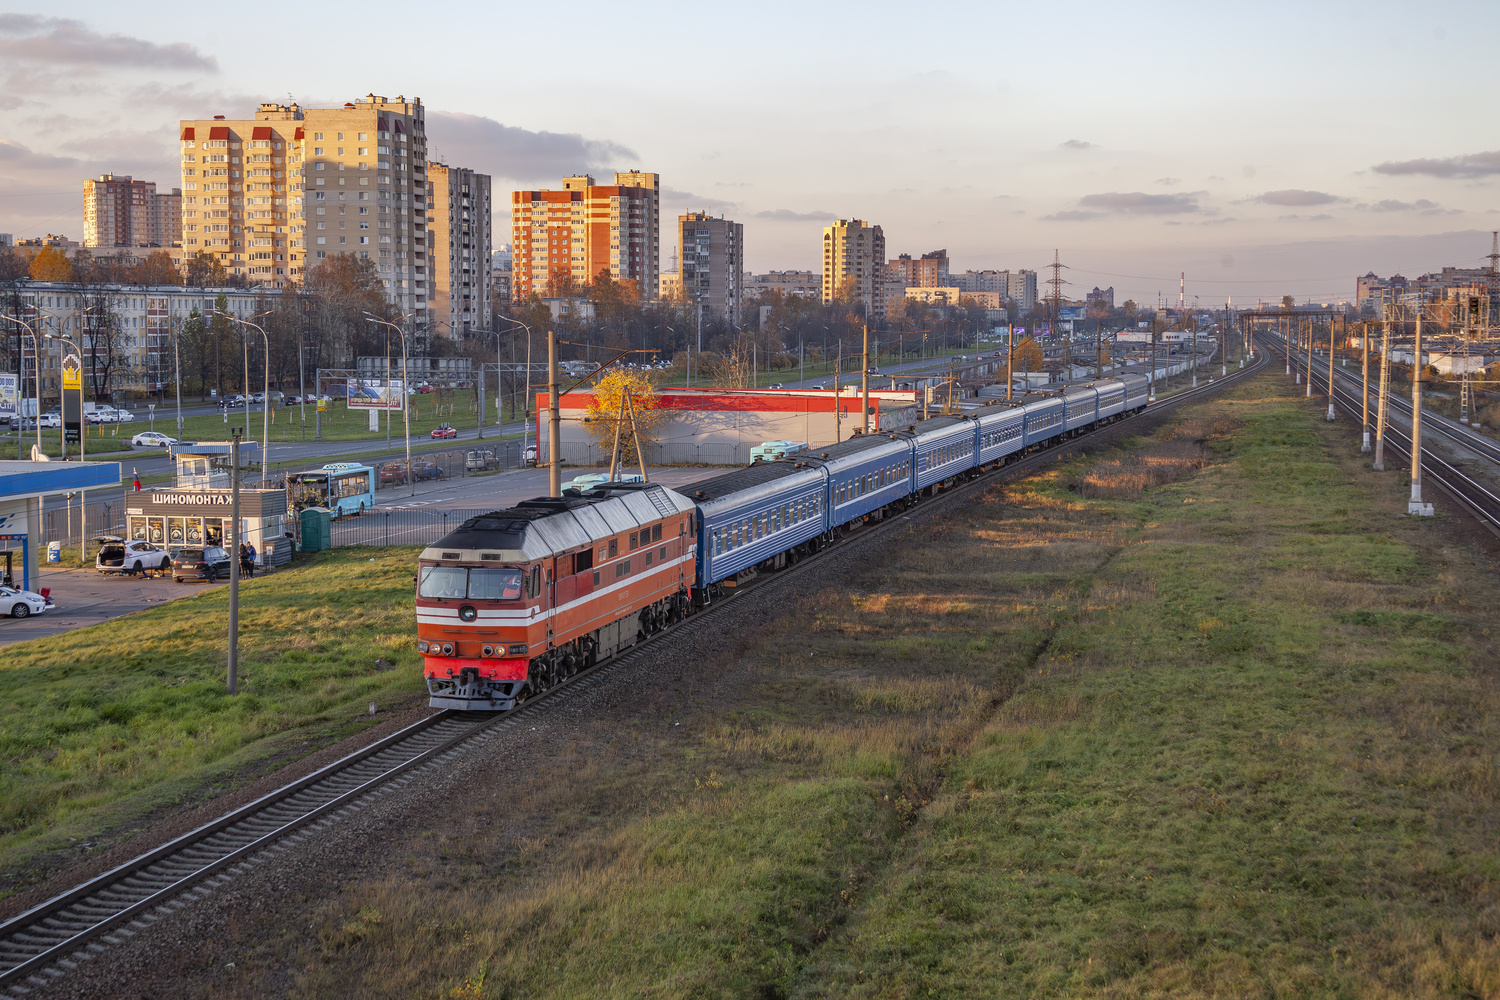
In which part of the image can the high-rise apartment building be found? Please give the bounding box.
[678,213,743,327]
[887,249,948,287]
[510,172,659,303]
[179,95,430,324]
[83,175,180,247]
[821,219,886,321]
[427,164,492,337]
[1008,270,1038,313]
[952,268,1037,312]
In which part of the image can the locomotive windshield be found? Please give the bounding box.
[418,565,524,600]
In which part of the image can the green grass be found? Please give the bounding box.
[261,370,1496,999]
[160,397,493,446]
[0,547,427,896]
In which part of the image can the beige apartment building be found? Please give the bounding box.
[83,174,181,247]
[679,212,743,327]
[887,249,948,288]
[822,219,887,321]
[427,164,493,337]
[179,94,429,325]
[510,172,660,303]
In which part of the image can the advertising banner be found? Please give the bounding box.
[62,353,82,443]
[345,378,405,410]
[0,374,15,422]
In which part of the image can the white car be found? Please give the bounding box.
[88,408,119,424]
[0,585,48,618]
[132,431,177,448]
[114,409,136,423]
[96,537,172,576]
[36,413,61,429]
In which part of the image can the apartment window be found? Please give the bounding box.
[358,132,368,141]
[337,133,344,140]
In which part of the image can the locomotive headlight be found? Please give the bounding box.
[458,605,478,623]
[441,643,454,655]
[507,643,528,655]
[417,640,429,653]
[482,645,494,657]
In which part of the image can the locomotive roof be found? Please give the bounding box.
[420,482,696,563]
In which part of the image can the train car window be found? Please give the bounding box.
[629,531,638,550]
[652,523,662,543]
[575,547,593,572]
[593,571,600,586]
[418,566,467,599]
[468,568,524,601]
[546,568,553,585]
[645,550,653,566]
[659,545,667,560]
[616,559,631,578]
[528,567,542,599]
[609,538,618,557]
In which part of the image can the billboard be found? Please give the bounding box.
[345,378,406,410]
[62,353,83,443]
[0,374,15,422]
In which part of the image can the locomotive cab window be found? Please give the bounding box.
[652,523,662,542]
[629,531,638,550]
[608,538,618,557]
[575,547,593,572]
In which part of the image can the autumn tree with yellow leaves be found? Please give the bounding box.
[585,367,663,469]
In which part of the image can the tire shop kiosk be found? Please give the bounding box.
[124,488,291,568]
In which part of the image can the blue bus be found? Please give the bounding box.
[286,463,376,517]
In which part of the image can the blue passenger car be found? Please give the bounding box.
[975,404,1028,465]
[907,414,979,491]
[1063,385,1100,432]
[1021,395,1066,447]
[682,462,827,586]
[803,435,914,528]
[1095,380,1127,420]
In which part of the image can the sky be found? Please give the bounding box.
[1,0,1497,307]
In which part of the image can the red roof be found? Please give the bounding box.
[209,126,230,140]
[294,127,304,140]
[180,127,195,140]
[251,126,272,140]
[377,117,388,131]
[394,120,405,134]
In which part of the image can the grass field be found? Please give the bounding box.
[271,369,1497,999]
[0,547,427,898]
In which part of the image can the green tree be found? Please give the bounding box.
[184,251,226,287]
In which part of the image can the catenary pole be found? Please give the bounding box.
[548,328,561,497]
[228,429,240,695]
[1374,317,1391,471]
[1361,323,1371,452]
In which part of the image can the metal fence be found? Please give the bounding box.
[328,507,494,549]
[557,441,746,467]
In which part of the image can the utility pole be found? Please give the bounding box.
[1408,309,1433,515]
[228,429,240,695]
[1374,317,1391,471]
[1326,315,1337,421]
[860,323,870,434]
[547,328,561,497]
[1361,323,1371,452]
[1048,250,1069,379]
[834,343,842,442]
[1304,318,1314,395]
[1007,323,1015,401]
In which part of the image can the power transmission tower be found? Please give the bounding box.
[1048,249,1069,381]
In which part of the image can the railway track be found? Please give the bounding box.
[1267,338,1500,536]
[0,348,1268,998]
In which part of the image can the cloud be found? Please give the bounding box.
[1060,139,1095,150]
[0,138,85,177]
[0,15,216,71]
[1077,191,1205,215]
[1373,150,1500,178]
[753,208,838,222]
[1042,210,1106,222]
[1155,177,1181,186]
[1254,189,1341,207]
[425,111,637,182]
[1277,213,1334,222]
[660,186,738,210]
[1371,198,1437,212]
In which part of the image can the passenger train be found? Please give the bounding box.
[417,373,1152,710]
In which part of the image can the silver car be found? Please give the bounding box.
[96,536,172,576]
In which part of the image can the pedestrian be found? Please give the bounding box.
[132,471,141,492]
[245,540,257,578]
[239,542,252,579]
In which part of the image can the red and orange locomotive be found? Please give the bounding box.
[417,483,698,709]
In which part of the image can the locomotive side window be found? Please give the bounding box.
[629,531,638,550]
[575,547,593,572]
[527,567,542,599]
[418,566,467,599]
[609,538,618,557]
[652,523,662,543]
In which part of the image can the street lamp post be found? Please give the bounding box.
[365,313,413,497]
[499,316,534,448]
[44,332,85,565]
[216,310,271,487]
[0,316,43,459]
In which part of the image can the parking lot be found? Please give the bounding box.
[0,566,226,649]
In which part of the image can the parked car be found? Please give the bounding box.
[38,412,61,429]
[251,392,265,404]
[87,407,118,424]
[417,385,437,394]
[131,431,177,448]
[768,383,784,390]
[524,443,538,466]
[430,423,458,439]
[0,584,48,618]
[410,460,446,482]
[96,536,172,576]
[172,546,232,583]
[379,461,408,486]
[465,449,498,471]
[114,409,136,423]
[283,395,302,405]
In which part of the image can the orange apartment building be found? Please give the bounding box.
[510,172,659,304]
